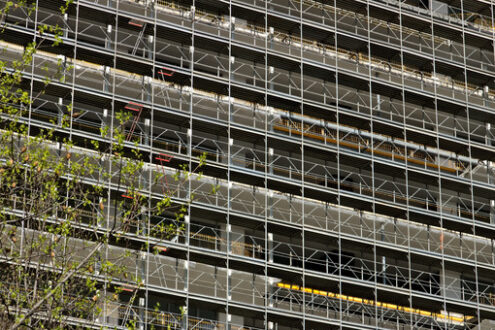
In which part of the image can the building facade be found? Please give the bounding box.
[4,0,495,328]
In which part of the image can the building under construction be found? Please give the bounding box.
[3,0,495,328]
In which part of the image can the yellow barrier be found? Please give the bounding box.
[277,282,473,324]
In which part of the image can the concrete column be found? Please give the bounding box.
[103,66,110,92]
[138,296,145,330]
[147,35,153,60]
[105,24,113,50]
[144,118,150,146]
[268,232,273,263]
[490,200,495,225]
[57,97,64,126]
[220,223,230,254]
[143,76,152,102]
[486,123,493,146]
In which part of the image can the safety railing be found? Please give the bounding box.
[11,1,494,142]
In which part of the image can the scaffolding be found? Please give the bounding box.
[2,0,495,328]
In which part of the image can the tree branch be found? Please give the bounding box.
[9,240,104,330]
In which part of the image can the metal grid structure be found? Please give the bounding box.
[3,0,495,328]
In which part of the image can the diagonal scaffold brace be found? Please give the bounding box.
[155,153,174,195]
[124,101,144,142]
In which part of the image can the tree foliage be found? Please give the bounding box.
[0,1,207,328]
